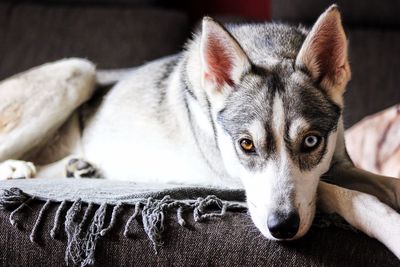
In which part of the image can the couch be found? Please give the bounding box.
[0,0,399,266]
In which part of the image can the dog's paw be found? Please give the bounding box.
[0,160,36,180]
[65,158,100,178]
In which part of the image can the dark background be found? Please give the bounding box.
[0,0,399,127]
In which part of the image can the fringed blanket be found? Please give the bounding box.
[0,179,352,267]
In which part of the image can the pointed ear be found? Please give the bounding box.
[200,17,251,93]
[296,5,351,100]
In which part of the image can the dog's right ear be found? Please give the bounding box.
[296,5,351,104]
[200,17,251,95]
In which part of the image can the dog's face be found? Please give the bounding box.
[198,6,351,240]
[216,67,341,239]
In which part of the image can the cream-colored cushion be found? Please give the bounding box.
[346,104,400,178]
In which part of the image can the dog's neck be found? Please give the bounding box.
[173,52,238,185]
[332,116,354,167]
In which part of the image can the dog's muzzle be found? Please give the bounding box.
[267,211,300,239]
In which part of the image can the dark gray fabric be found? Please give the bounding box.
[272,0,400,26]
[0,179,247,266]
[1,0,158,4]
[343,28,400,127]
[0,180,398,266]
[0,2,189,80]
[0,197,398,267]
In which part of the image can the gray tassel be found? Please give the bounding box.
[142,196,168,253]
[9,197,34,228]
[124,202,141,238]
[50,200,68,239]
[193,195,227,222]
[176,206,186,227]
[78,202,94,236]
[81,203,108,267]
[30,199,52,243]
[0,188,30,210]
[100,202,123,237]
[65,199,83,265]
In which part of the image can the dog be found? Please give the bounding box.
[1,5,400,257]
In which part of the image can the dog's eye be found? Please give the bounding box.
[302,135,320,151]
[239,138,255,153]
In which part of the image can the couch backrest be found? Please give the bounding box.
[0,2,189,79]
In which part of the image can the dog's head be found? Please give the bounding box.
[195,5,351,239]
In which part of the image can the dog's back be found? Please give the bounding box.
[77,22,309,187]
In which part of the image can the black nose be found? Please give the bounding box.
[267,211,300,239]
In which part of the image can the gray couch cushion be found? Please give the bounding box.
[0,2,189,80]
[343,28,400,127]
[272,0,400,26]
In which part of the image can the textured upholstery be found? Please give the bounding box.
[272,0,400,26]
[0,199,398,266]
[343,29,400,127]
[0,2,189,79]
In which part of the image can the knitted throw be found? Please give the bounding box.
[0,179,353,267]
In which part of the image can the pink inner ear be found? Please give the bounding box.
[204,35,234,87]
[313,24,345,82]
[301,9,347,85]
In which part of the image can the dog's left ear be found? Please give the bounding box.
[200,17,251,94]
[296,5,351,103]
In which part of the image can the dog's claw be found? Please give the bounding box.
[65,158,100,178]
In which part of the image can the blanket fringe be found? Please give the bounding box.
[124,202,141,237]
[176,206,185,227]
[65,199,83,265]
[51,200,68,239]
[9,196,35,228]
[81,203,107,267]
[100,202,123,237]
[30,199,51,243]
[193,195,227,222]
[0,188,256,266]
[0,188,29,210]
[78,202,94,236]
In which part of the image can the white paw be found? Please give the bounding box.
[0,160,36,180]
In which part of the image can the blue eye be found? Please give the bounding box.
[305,136,318,147]
[302,135,321,152]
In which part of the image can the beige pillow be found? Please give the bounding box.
[346,104,400,178]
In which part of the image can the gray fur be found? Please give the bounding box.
[132,22,341,173]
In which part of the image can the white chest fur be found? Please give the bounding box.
[81,64,239,188]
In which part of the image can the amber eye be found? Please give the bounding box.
[239,138,255,152]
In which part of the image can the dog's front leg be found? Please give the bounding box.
[325,163,400,212]
[318,181,400,258]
